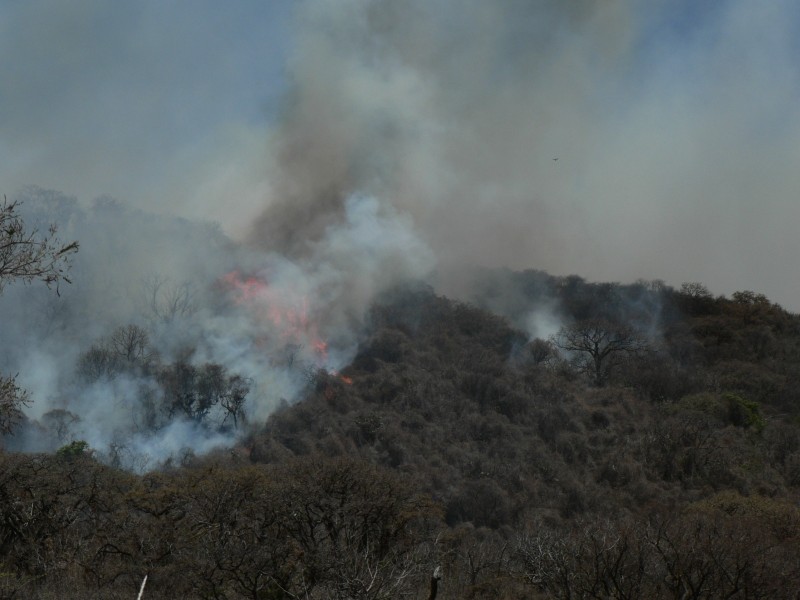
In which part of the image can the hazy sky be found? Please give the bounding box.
[2,0,800,310]
[0,0,293,227]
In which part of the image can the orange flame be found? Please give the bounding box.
[327,369,353,385]
[220,270,329,362]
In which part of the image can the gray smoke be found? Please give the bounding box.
[2,188,432,469]
[2,0,800,466]
[254,0,800,310]
[3,1,800,307]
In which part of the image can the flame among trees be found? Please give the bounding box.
[221,270,331,363]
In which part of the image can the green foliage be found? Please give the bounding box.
[675,392,765,432]
[723,392,766,432]
[56,439,89,458]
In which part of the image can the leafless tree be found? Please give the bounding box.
[552,319,646,386]
[527,338,557,365]
[109,324,154,364]
[0,375,29,435]
[0,197,77,434]
[143,273,196,323]
[0,196,78,293]
[680,282,712,299]
[41,409,80,442]
[219,374,250,429]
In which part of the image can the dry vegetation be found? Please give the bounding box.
[3,274,800,598]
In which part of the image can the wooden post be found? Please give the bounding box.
[429,566,442,600]
[137,575,148,600]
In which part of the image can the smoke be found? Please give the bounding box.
[2,0,800,465]
[253,0,800,310]
[2,1,800,306]
[1,189,432,469]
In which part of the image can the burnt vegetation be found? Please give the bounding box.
[3,270,800,598]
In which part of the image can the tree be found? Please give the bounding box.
[0,376,29,435]
[731,290,770,306]
[77,324,156,384]
[0,197,78,433]
[552,319,646,386]
[109,324,153,365]
[158,361,250,426]
[41,409,80,442]
[270,457,437,599]
[143,273,196,323]
[680,282,712,299]
[526,338,556,366]
[678,282,717,316]
[0,196,78,293]
[219,373,250,429]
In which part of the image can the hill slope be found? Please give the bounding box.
[3,275,800,598]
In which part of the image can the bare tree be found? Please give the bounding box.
[77,324,156,383]
[109,324,153,364]
[76,344,122,382]
[41,409,80,442]
[552,319,646,386]
[142,273,196,323]
[0,197,78,434]
[526,338,556,366]
[220,374,251,429]
[0,376,29,435]
[680,281,712,299]
[0,196,78,293]
[158,361,250,427]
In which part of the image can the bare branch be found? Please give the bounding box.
[552,319,646,386]
[0,196,79,294]
[0,374,29,435]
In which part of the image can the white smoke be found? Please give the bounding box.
[1,189,432,470]
[4,0,800,467]
[252,0,800,310]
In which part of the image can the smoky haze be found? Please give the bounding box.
[255,0,800,309]
[1,188,432,469]
[2,1,798,305]
[1,1,800,466]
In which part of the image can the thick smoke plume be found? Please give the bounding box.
[2,1,799,306]
[1,189,431,469]
[2,0,800,466]
[253,0,800,309]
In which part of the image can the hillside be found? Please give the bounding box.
[2,274,800,598]
[255,276,800,513]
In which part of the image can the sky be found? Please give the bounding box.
[2,0,800,310]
